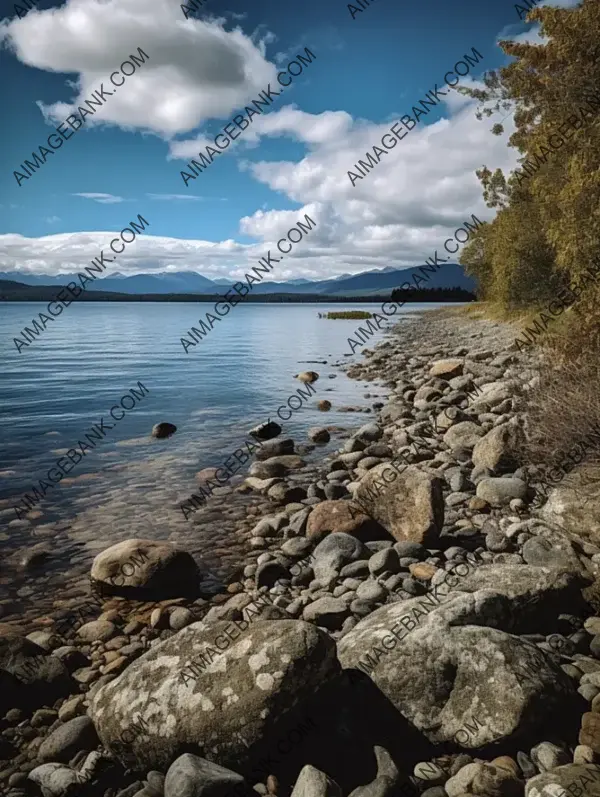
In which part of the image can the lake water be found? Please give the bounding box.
[0,301,451,615]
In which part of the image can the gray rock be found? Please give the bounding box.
[447,564,589,633]
[281,538,312,558]
[77,619,116,643]
[531,741,570,772]
[337,591,574,748]
[289,508,313,536]
[369,549,400,577]
[91,539,200,598]
[152,422,177,439]
[302,598,350,630]
[476,477,527,506]
[393,542,426,560]
[38,716,98,763]
[356,581,387,603]
[312,533,369,580]
[308,428,331,444]
[443,422,484,450]
[89,620,339,772]
[524,764,600,796]
[356,465,444,546]
[164,753,247,797]
[0,637,73,714]
[521,526,583,572]
[250,421,282,441]
[348,746,404,797]
[28,763,82,796]
[170,608,194,632]
[472,423,520,474]
[255,561,290,589]
[354,424,383,443]
[292,765,342,797]
[254,439,295,461]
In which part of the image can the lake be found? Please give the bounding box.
[0,301,451,614]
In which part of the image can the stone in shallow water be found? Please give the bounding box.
[152,422,177,439]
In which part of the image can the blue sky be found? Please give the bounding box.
[0,0,580,282]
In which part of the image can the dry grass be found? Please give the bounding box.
[520,345,600,487]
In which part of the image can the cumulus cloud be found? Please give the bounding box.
[0,0,533,282]
[0,94,518,281]
[0,0,276,137]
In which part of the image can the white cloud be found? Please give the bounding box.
[73,192,125,203]
[146,193,205,201]
[0,95,520,282]
[45,216,61,224]
[0,0,277,137]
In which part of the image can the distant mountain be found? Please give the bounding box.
[0,263,475,296]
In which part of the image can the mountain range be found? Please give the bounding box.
[0,263,475,297]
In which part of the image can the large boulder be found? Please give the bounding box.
[89,619,339,773]
[447,564,591,634]
[0,636,73,713]
[337,591,574,749]
[90,539,201,599]
[306,501,388,543]
[355,464,444,546]
[472,423,521,474]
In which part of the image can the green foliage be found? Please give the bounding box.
[458,0,600,335]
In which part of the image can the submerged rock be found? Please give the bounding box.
[152,422,177,439]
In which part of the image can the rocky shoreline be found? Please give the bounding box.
[3,307,600,797]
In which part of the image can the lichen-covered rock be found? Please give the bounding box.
[525,764,600,797]
[447,564,591,634]
[337,591,574,749]
[89,619,339,772]
[90,539,201,599]
[355,465,444,546]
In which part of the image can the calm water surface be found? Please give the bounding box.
[0,301,449,614]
